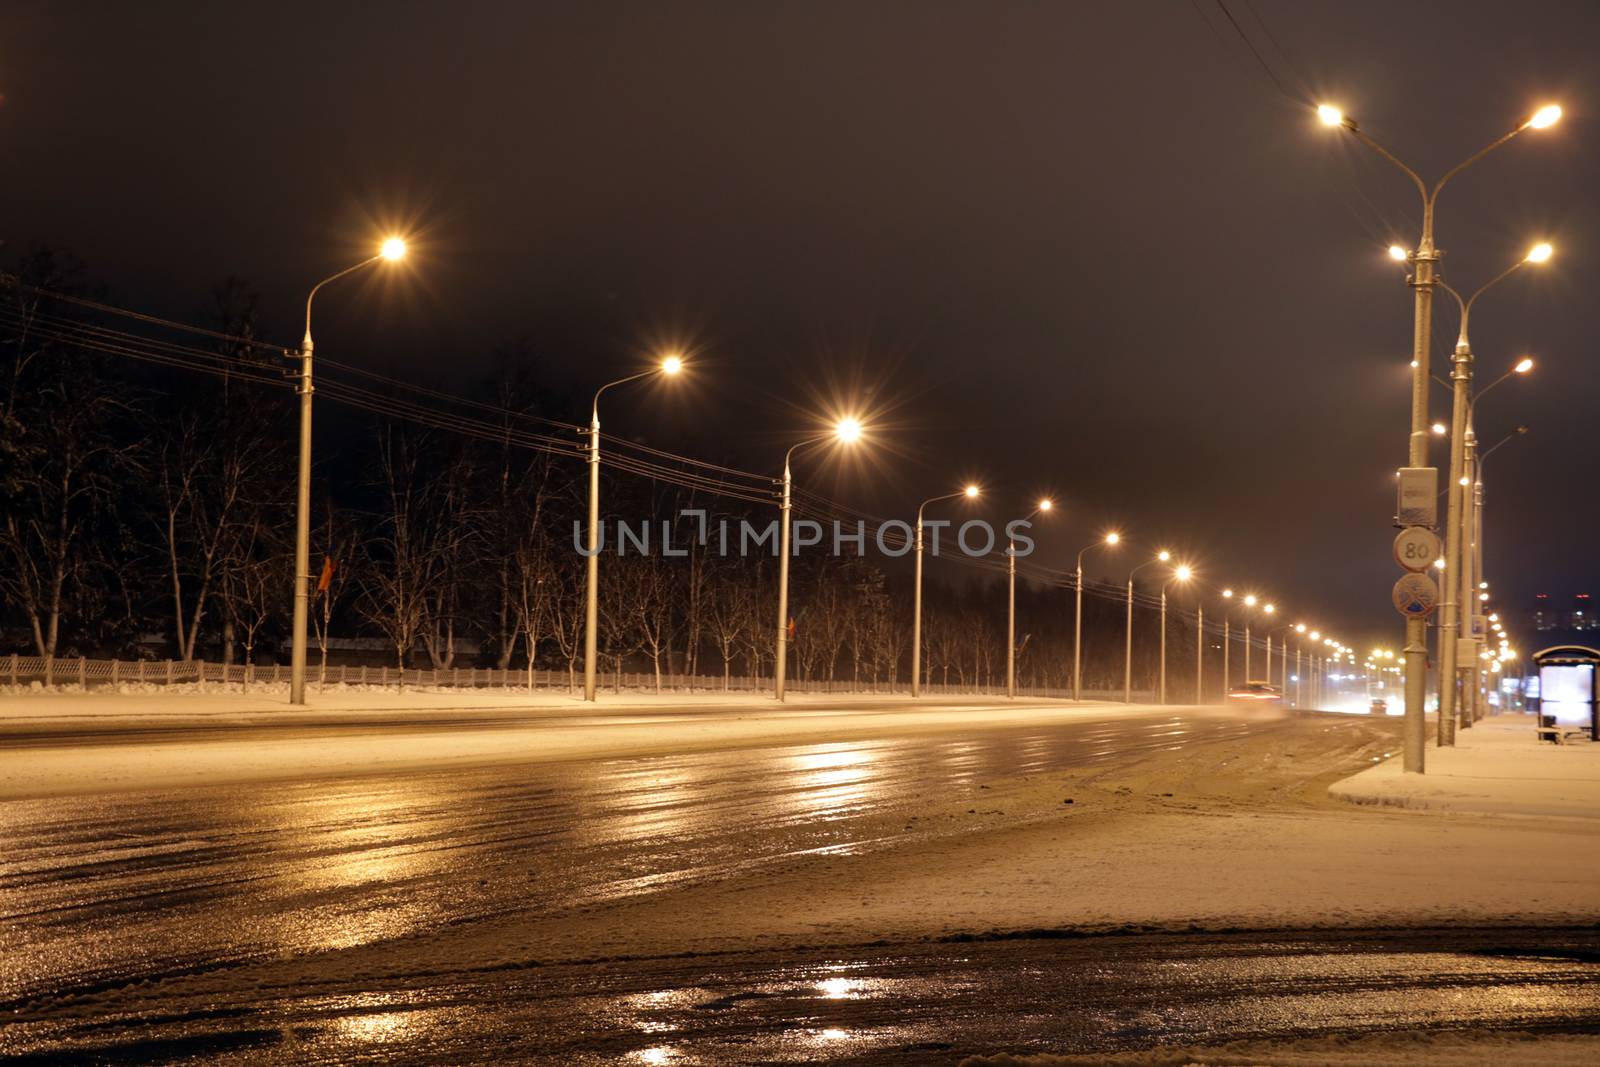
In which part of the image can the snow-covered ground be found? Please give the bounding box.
[1330,712,1600,818]
[959,1031,1600,1066]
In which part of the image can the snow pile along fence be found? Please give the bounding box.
[0,655,1140,700]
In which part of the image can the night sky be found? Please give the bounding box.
[3,0,1597,650]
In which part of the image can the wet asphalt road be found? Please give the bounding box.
[2,706,1597,1062]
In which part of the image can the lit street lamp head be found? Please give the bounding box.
[964,484,980,498]
[1264,603,1276,615]
[660,354,684,376]
[380,237,407,261]
[1174,564,1192,582]
[1296,623,1306,633]
[1222,588,1233,599]
[1243,594,1257,607]
[1037,497,1053,512]
[1316,104,1345,127]
[1528,104,1563,129]
[1105,532,1120,545]
[1387,245,1408,261]
[1156,549,1171,562]
[1515,357,1534,373]
[833,416,863,443]
[1526,242,1554,263]
[1431,422,1447,435]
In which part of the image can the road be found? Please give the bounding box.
[2,698,1597,1063]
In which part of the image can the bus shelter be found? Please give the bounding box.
[1531,645,1600,742]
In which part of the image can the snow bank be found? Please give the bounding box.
[1329,713,1600,818]
[959,1030,1600,1066]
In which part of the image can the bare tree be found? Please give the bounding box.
[705,561,751,691]
[358,430,446,685]
[0,250,132,674]
[546,551,587,693]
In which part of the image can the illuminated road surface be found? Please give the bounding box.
[2,702,1596,1062]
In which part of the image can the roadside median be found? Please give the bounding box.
[1330,712,1600,818]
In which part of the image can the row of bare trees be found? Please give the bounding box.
[2,245,1183,694]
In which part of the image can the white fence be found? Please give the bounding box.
[0,654,1140,701]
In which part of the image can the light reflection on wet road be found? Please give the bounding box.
[0,711,1258,1010]
[3,707,1597,1062]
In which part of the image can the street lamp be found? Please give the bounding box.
[1434,245,1552,741]
[1158,564,1192,704]
[774,417,865,701]
[1219,589,1235,696]
[1321,99,1559,774]
[1124,550,1170,704]
[1006,499,1054,699]
[911,483,980,697]
[1241,593,1261,681]
[1293,623,1308,707]
[289,237,408,706]
[1260,603,1278,686]
[582,353,684,701]
[1456,361,1532,728]
[1073,531,1121,701]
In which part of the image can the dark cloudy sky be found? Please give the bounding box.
[2,0,1596,649]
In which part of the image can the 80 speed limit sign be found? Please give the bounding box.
[1393,527,1441,573]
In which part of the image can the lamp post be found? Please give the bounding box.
[1073,532,1120,701]
[1220,589,1234,696]
[1259,602,1277,684]
[1158,565,1192,704]
[1456,364,1531,727]
[912,484,980,697]
[290,237,407,706]
[1321,100,1559,773]
[583,354,684,702]
[1006,498,1054,699]
[1238,594,1263,682]
[1305,629,1321,707]
[1434,247,1551,742]
[1293,623,1307,707]
[1124,550,1170,704]
[775,418,864,701]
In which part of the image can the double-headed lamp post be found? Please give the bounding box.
[1239,594,1261,681]
[1293,623,1308,707]
[290,237,407,706]
[1124,550,1170,704]
[1006,498,1054,699]
[775,417,863,701]
[582,354,684,702]
[1321,99,1559,774]
[1158,564,1193,705]
[1456,360,1532,728]
[911,484,980,697]
[1220,589,1235,695]
[1258,603,1279,684]
[1072,532,1120,701]
[1434,244,1552,742]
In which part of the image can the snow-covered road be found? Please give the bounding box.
[3,698,1599,1062]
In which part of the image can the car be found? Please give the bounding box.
[1370,697,1389,715]
[1227,680,1283,704]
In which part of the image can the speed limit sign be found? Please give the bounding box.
[1393,527,1441,573]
